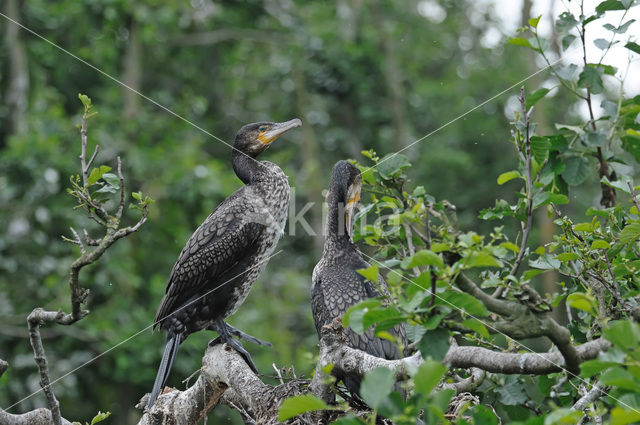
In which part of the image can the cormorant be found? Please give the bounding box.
[148,119,301,409]
[312,160,407,397]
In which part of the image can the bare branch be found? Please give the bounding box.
[573,382,609,412]
[86,145,99,173]
[27,309,64,425]
[444,338,610,375]
[440,368,486,393]
[116,156,125,220]
[0,408,73,425]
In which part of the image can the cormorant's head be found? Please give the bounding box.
[328,160,362,239]
[234,119,302,157]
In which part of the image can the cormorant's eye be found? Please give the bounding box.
[258,126,267,132]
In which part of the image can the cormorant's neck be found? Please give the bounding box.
[325,190,352,250]
[232,150,262,184]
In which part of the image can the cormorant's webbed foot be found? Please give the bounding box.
[225,323,272,346]
[208,319,259,374]
[206,322,271,346]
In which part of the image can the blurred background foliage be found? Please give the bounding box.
[0,0,635,423]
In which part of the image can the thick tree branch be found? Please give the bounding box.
[444,338,610,375]
[456,274,582,375]
[0,409,73,425]
[138,342,308,425]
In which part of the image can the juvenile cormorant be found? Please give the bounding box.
[312,160,407,397]
[148,119,301,409]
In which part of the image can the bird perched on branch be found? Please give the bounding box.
[148,118,301,409]
[312,160,407,398]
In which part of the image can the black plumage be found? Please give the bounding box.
[312,160,407,397]
[148,119,301,409]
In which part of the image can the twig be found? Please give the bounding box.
[28,310,63,425]
[272,363,285,385]
[402,223,421,277]
[80,111,89,187]
[494,87,534,298]
[0,358,8,378]
[116,156,125,220]
[573,382,609,412]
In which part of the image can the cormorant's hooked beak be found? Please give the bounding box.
[258,118,302,145]
[345,182,361,240]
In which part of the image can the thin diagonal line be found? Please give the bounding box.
[358,250,640,415]
[362,57,564,175]
[0,12,259,163]
[4,249,283,411]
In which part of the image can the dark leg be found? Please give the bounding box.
[225,323,272,346]
[206,322,271,346]
[209,318,259,374]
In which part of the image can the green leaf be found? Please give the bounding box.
[500,242,520,253]
[530,136,551,162]
[278,394,330,421]
[596,0,626,13]
[357,264,379,283]
[343,298,381,333]
[377,153,411,180]
[528,15,542,28]
[543,408,583,424]
[472,405,499,425]
[600,367,640,391]
[360,367,395,409]
[90,412,111,425]
[436,291,489,316]
[87,165,112,186]
[562,156,591,186]
[611,407,640,425]
[601,175,633,194]
[557,252,579,262]
[585,131,607,147]
[578,66,604,94]
[413,359,447,396]
[495,380,528,405]
[625,42,640,55]
[461,318,490,338]
[620,223,640,244]
[573,222,594,232]
[594,38,611,50]
[101,173,120,189]
[591,239,610,249]
[566,292,597,315]
[581,359,619,377]
[604,320,640,350]
[497,170,522,185]
[403,250,444,269]
[466,252,502,268]
[418,328,450,361]
[604,19,636,33]
[508,37,534,49]
[526,88,550,110]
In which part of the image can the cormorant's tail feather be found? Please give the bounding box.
[148,335,180,409]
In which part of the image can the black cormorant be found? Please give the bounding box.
[148,119,301,409]
[312,160,407,397]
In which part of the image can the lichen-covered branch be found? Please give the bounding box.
[456,274,582,375]
[27,310,63,425]
[0,408,73,425]
[444,338,610,375]
[137,343,308,425]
